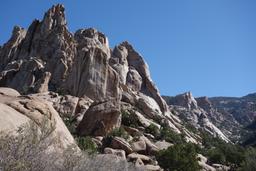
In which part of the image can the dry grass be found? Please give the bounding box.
[0,120,143,171]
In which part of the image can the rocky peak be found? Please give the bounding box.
[74,28,110,56]
[196,96,213,112]
[119,41,169,114]
[41,4,67,33]
[0,26,26,70]
[170,92,198,110]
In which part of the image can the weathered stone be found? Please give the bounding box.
[141,136,159,154]
[110,137,133,154]
[77,100,121,136]
[127,153,152,164]
[0,87,20,97]
[135,158,144,167]
[104,147,126,160]
[65,28,120,101]
[0,89,75,148]
[154,140,173,150]
[33,72,51,93]
[144,165,162,171]
[123,126,142,137]
[131,138,147,152]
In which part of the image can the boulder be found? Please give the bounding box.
[104,147,126,160]
[135,158,144,167]
[123,126,142,137]
[110,137,133,154]
[144,165,162,171]
[140,136,159,154]
[0,87,20,97]
[77,100,121,136]
[0,90,75,148]
[127,153,152,164]
[154,140,173,150]
[131,137,147,152]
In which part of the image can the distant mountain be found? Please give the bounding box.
[163,92,256,142]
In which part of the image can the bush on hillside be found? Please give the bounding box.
[145,124,160,137]
[0,121,141,171]
[156,143,201,171]
[121,110,140,128]
[75,136,98,154]
[239,147,256,171]
[159,125,185,144]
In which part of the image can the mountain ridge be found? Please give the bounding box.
[0,4,255,171]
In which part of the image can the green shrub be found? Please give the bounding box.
[76,136,97,154]
[240,147,256,171]
[207,148,226,164]
[145,124,160,137]
[159,125,185,144]
[108,127,129,140]
[200,132,245,167]
[156,143,201,171]
[63,116,76,134]
[121,110,140,128]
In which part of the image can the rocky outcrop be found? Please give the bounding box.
[0,3,183,138]
[0,87,75,148]
[110,137,133,154]
[77,100,121,136]
[65,28,120,101]
[164,92,230,142]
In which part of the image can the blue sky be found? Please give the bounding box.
[1,0,255,97]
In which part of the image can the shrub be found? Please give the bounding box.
[240,147,256,171]
[121,110,140,128]
[76,136,97,154]
[206,148,226,164]
[159,125,185,144]
[200,132,245,168]
[0,120,58,171]
[145,124,160,137]
[108,127,129,140]
[63,116,76,134]
[0,121,140,171]
[156,143,201,171]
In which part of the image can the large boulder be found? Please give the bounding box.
[77,100,121,136]
[0,87,20,97]
[104,147,126,160]
[110,137,133,154]
[0,88,75,148]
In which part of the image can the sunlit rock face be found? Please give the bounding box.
[0,4,183,137]
[163,92,230,142]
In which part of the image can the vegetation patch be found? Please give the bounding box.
[156,143,201,171]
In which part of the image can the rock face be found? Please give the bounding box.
[110,41,169,114]
[77,100,121,136]
[163,92,230,142]
[0,4,182,138]
[65,28,120,101]
[0,4,76,93]
[0,87,75,148]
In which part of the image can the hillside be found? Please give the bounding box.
[0,4,255,171]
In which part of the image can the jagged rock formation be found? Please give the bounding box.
[0,4,192,170]
[163,92,230,142]
[2,3,254,171]
[164,92,256,142]
[0,4,181,138]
